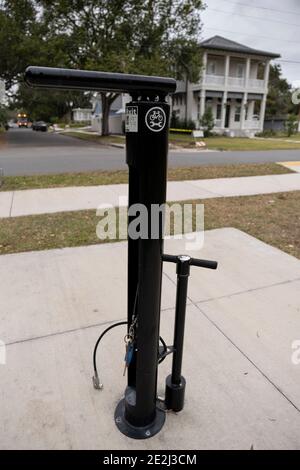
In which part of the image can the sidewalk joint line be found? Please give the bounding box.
[194,276,300,304]
[193,300,300,414]
[164,271,300,414]
[4,317,126,348]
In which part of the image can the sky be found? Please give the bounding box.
[201,0,300,87]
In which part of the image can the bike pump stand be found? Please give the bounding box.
[24,66,218,440]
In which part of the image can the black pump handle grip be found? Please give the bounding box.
[190,257,218,270]
[162,254,218,270]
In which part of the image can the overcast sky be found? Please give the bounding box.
[201,0,300,87]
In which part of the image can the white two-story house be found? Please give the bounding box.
[172,36,280,137]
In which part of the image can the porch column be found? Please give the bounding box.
[248,100,255,120]
[241,92,248,130]
[224,55,230,88]
[199,89,206,119]
[186,80,196,122]
[264,61,270,93]
[259,95,267,131]
[221,91,227,128]
[245,57,251,89]
[202,51,207,85]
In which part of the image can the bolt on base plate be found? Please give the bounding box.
[114,398,166,439]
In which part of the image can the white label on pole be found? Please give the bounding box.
[125,106,138,133]
[145,107,166,132]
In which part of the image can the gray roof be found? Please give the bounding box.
[201,36,280,59]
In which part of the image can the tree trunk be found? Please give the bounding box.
[101,92,119,136]
[185,74,188,127]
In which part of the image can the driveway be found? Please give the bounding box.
[1,128,300,176]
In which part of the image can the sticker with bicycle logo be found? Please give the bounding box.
[145,107,166,132]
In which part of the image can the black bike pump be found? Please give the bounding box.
[162,254,217,412]
[24,66,218,440]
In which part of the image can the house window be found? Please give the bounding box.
[237,63,245,78]
[234,105,241,122]
[216,104,222,120]
[207,61,216,75]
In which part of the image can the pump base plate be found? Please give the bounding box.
[114,399,166,439]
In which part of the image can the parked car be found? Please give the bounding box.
[32,121,48,132]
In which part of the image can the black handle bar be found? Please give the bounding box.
[162,254,218,270]
[24,66,177,95]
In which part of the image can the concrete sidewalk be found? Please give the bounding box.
[1,172,300,218]
[1,228,300,449]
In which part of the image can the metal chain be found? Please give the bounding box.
[126,284,139,342]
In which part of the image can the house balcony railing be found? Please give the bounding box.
[204,74,225,86]
[227,76,245,88]
[248,78,265,90]
[204,74,265,91]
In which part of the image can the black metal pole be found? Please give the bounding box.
[115,98,170,438]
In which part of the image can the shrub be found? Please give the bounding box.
[200,107,215,137]
[0,106,8,128]
[285,114,298,137]
[255,129,277,138]
[170,112,195,130]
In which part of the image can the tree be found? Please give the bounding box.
[200,107,214,137]
[37,0,205,134]
[11,83,91,123]
[285,114,298,137]
[0,0,90,122]
[0,1,205,134]
[0,1,44,89]
[266,64,293,119]
[0,106,7,128]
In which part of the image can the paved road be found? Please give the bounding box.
[1,128,300,176]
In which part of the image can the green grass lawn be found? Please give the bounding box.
[62,131,125,145]
[167,132,300,150]
[0,163,292,192]
[63,130,300,150]
[1,191,299,259]
[203,136,300,151]
[261,133,300,141]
